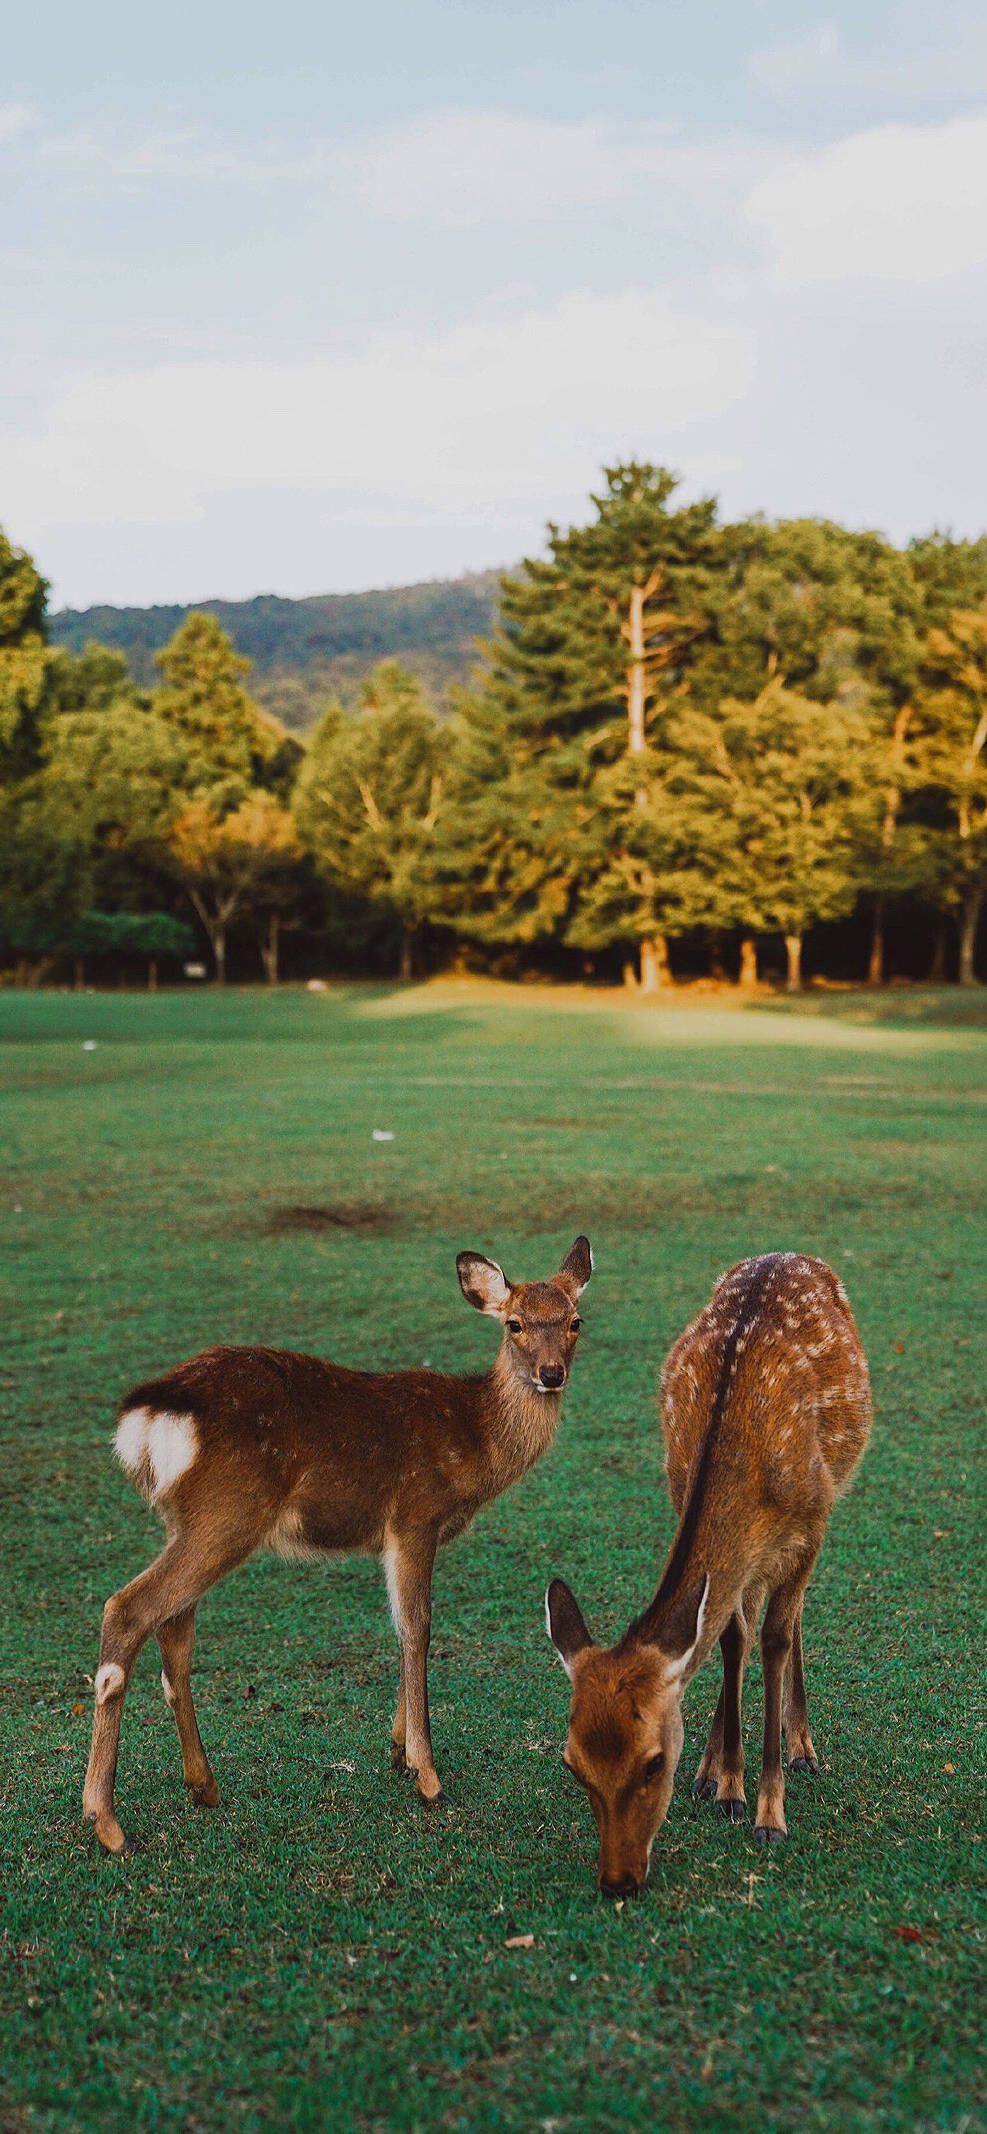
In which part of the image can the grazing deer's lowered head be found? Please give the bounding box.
[547,1252,870,1896]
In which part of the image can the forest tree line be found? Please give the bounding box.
[2,463,987,991]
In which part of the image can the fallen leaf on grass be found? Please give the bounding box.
[891,1926,923,1944]
[505,1934,535,1949]
[71,1703,86,1715]
[943,1762,956,1773]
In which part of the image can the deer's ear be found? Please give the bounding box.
[557,1235,593,1299]
[457,1251,512,1316]
[545,1578,594,1678]
[655,1573,711,1685]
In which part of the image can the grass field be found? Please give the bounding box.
[1,981,984,2133]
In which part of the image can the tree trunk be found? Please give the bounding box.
[622,959,638,991]
[399,931,413,983]
[213,926,226,985]
[867,897,885,986]
[738,935,758,989]
[148,959,158,993]
[928,925,947,983]
[74,956,85,992]
[260,912,279,985]
[958,886,983,986]
[627,583,647,757]
[639,934,671,992]
[784,933,803,992]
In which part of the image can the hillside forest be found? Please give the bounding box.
[3,464,987,990]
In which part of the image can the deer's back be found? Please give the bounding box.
[661,1255,871,1524]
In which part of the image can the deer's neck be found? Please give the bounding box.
[479,1354,564,1491]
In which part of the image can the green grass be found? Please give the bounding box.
[1,980,984,2133]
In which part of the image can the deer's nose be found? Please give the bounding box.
[599,1872,640,1900]
[539,1363,565,1389]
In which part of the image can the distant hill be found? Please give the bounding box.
[49,570,504,730]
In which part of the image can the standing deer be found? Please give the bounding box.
[84,1235,592,1855]
[546,1252,870,1895]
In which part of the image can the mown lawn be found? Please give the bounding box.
[0,980,984,2133]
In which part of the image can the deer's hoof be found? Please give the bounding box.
[390,1742,408,1771]
[86,1809,133,1858]
[692,1778,717,1801]
[188,1777,220,1808]
[789,1755,818,1777]
[718,1797,746,1822]
[754,1825,786,1847]
[417,1783,446,1810]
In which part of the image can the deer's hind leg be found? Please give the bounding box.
[157,1605,219,1808]
[783,1602,819,1774]
[84,1523,258,1856]
[755,1563,816,1845]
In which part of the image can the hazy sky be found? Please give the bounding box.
[3,0,987,609]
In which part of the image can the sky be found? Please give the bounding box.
[2,0,987,611]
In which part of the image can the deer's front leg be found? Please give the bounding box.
[383,1525,443,1805]
[390,1648,407,1769]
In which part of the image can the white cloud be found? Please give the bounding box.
[748,22,842,95]
[348,108,765,227]
[1,288,755,543]
[745,112,987,283]
[0,103,38,145]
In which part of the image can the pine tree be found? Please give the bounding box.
[438,465,727,984]
[0,527,49,784]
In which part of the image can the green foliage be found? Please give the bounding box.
[0,986,983,2129]
[152,612,285,800]
[0,524,50,781]
[69,910,197,961]
[295,663,446,973]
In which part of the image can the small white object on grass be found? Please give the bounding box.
[372,1129,395,1142]
[82,1040,97,1051]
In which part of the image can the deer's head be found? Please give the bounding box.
[457,1236,592,1393]
[545,1572,709,1895]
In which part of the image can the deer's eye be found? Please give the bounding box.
[506,1317,523,1334]
[642,1751,665,1786]
[570,1317,582,1333]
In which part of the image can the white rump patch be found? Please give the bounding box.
[95,1662,125,1704]
[115,1407,198,1501]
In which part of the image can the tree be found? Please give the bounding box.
[152,612,285,802]
[68,910,196,989]
[438,465,727,985]
[709,519,926,984]
[294,663,445,979]
[168,793,301,983]
[0,527,50,784]
[913,604,987,984]
[682,683,870,989]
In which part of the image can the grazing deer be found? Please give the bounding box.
[546,1252,870,1896]
[84,1235,592,1855]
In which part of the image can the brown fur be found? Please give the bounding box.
[547,1252,870,1894]
[84,1237,591,1855]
